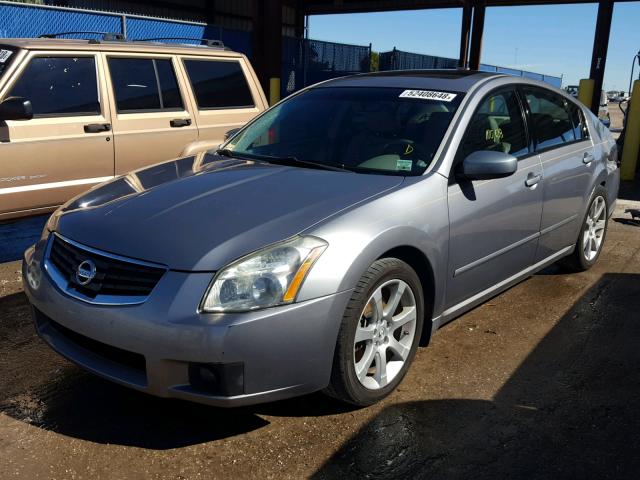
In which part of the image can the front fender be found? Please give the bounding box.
[298,174,450,318]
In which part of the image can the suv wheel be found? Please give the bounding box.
[324,258,424,406]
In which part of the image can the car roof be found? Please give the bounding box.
[0,37,243,58]
[314,69,502,93]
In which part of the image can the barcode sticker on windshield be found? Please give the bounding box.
[399,90,457,102]
[0,50,12,63]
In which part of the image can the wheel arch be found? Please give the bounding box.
[377,245,436,346]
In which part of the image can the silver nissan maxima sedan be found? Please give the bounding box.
[23,70,619,407]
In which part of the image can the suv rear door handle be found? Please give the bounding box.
[170,118,191,128]
[583,152,595,164]
[525,172,542,187]
[84,123,111,133]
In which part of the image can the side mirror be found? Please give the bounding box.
[461,150,517,180]
[0,97,33,121]
[223,128,241,142]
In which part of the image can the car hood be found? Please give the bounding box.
[55,153,403,271]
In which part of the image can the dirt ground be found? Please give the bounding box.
[1,204,639,480]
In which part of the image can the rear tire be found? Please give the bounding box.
[324,258,424,406]
[559,186,609,272]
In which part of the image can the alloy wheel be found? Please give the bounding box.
[353,279,417,390]
[583,195,607,262]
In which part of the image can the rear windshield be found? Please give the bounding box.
[227,86,463,176]
[0,47,16,78]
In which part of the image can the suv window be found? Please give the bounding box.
[108,58,183,112]
[8,56,99,116]
[523,87,576,150]
[0,47,16,78]
[566,101,589,141]
[456,87,529,163]
[183,59,254,109]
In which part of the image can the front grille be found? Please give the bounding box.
[47,234,166,301]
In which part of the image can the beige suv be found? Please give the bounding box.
[0,37,268,220]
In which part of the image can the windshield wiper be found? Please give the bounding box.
[216,149,348,172]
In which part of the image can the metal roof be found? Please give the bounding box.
[314,69,501,92]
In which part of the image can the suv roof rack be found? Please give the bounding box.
[137,37,226,48]
[39,31,125,43]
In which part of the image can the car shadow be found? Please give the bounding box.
[0,291,351,449]
[0,214,48,263]
[312,272,640,479]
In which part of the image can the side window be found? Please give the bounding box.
[183,59,254,109]
[523,88,576,150]
[457,88,529,163]
[8,56,99,116]
[108,58,183,113]
[567,102,589,141]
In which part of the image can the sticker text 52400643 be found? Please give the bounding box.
[399,90,457,102]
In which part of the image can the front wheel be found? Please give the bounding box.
[560,186,609,272]
[324,258,424,406]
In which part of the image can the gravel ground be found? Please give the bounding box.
[0,204,639,479]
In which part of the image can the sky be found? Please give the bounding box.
[309,2,640,91]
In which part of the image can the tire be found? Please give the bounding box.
[324,258,424,406]
[559,186,609,272]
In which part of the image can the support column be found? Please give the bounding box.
[458,2,472,68]
[252,0,283,104]
[589,0,614,115]
[468,0,486,71]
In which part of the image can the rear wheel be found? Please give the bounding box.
[560,187,609,272]
[324,258,424,406]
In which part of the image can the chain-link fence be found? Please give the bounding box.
[0,1,252,57]
[379,48,458,70]
[282,37,371,97]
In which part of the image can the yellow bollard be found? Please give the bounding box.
[269,77,281,106]
[621,79,640,181]
[577,79,595,108]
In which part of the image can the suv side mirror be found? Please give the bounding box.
[223,128,241,142]
[461,150,517,180]
[0,97,33,121]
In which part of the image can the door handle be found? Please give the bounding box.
[583,152,595,164]
[84,123,111,133]
[525,172,542,187]
[170,118,192,128]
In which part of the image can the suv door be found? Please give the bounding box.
[103,54,198,174]
[180,57,265,146]
[445,86,544,309]
[0,52,114,220]
[520,86,594,262]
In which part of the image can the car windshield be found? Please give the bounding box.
[226,86,464,176]
[0,47,16,79]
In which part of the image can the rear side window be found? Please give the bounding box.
[183,59,254,109]
[8,56,99,116]
[566,101,589,141]
[108,58,183,112]
[523,87,576,150]
[457,87,530,162]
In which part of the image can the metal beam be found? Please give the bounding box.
[589,0,614,114]
[468,0,486,70]
[459,2,472,68]
[302,0,637,15]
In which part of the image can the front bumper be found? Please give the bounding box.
[22,239,352,407]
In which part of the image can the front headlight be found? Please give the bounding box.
[40,211,61,241]
[200,236,328,313]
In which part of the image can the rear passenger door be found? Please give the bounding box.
[103,54,198,174]
[521,86,594,262]
[0,52,114,219]
[180,57,265,146]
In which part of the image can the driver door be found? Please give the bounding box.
[445,86,544,309]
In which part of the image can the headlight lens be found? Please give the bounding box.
[40,211,60,241]
[200,236,328,313]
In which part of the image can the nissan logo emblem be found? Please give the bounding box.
[75,259,97,286]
